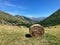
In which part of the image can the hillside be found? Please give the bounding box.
[15,15,33,24]
[38,9,60,27]
[0,11,33,27]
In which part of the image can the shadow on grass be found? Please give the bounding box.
[25,34,32,38]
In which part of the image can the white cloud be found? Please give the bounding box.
[0,1,26,10]
[0,0,28,15]
[25,15,33,18]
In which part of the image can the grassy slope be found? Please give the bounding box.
[0,24,60,45]
[0,11,33,26]
[39,9,60,27]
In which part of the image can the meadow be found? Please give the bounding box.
[0,24,60,45]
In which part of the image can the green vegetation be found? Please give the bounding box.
[0,9,60,45]
[38,9,60,27]
[0,11,33,27]
[0,25,60,45]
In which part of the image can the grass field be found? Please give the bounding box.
[0,24,60,45]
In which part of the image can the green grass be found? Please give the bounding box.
[0,24,60,45]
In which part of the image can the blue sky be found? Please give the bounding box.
[0,0,60,17]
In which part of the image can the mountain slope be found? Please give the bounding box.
[0,11,33,27]
[38,9,60,27]
[0,11,19,24]
[15,15,33,24]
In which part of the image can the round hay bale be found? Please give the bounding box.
[29,24,44,37]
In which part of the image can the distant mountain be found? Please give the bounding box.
[15,15,33,24]
[38,9,60,27]
[30,17,46,22]
[0,11,33,27]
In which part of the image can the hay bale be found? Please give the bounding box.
[29,24,44,37]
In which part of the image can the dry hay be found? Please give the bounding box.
[29,24,44,37]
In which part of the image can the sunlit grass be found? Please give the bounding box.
[0,24,60,45]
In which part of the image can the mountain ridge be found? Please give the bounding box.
[0,10,33,27]
[38,9,60,27]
